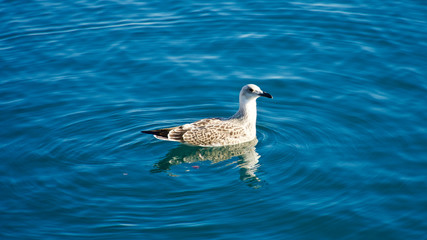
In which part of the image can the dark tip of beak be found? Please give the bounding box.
[260,91,273,99]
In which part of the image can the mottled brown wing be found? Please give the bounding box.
[180,118,247,146]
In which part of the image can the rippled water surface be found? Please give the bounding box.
[1,0,427,239]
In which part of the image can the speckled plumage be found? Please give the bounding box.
[142,84,272,147]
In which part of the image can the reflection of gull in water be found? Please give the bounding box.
[151,139,263,187]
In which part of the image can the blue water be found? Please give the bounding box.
[1,0,427,239]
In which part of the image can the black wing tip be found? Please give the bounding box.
[141,130,154,134]
[141,128,172,138]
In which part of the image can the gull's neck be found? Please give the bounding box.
[231,96,258,130]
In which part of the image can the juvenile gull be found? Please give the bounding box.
[142,84,272,147]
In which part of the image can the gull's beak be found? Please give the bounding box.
[259,91,273,99]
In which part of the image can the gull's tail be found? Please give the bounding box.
[141,128,173,140]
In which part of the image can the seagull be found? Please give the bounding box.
[142,84,273,147]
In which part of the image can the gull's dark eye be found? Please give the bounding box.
[249,88,254,92]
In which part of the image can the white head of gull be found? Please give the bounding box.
[142,84,272,147]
